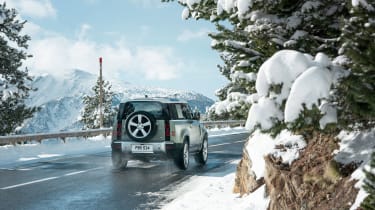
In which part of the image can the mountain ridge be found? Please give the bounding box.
[22,69,214,133]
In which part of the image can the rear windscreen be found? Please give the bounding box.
[121,101,165,120]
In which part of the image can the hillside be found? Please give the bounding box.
[21,70,214,133]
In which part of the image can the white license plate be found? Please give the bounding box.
[131,144,153,153]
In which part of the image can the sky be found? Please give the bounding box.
[3,0,226,99]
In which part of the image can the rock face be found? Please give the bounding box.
[265,132,359,210]
[233,140,264,196]
[234,132,359,209]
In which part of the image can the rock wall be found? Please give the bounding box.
[233,140,264,196]
[234,132,359,209]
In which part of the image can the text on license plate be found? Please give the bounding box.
[131,144,153,153]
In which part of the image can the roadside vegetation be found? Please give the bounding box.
[163,0,375,208]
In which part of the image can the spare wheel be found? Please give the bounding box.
[125,111,156,141]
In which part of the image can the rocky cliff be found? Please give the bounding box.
[234,131,362,210]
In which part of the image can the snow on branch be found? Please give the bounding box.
[223,40,262,56]
[246,50,347,131]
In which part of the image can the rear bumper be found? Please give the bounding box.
[111,141,178,160]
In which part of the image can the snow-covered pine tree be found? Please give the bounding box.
[81,78,115,129]
[338,0,375,129]
[361,151,375,210]
[0,3,37,135]
[165,0,348,131]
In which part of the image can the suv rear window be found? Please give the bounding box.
[121,101,165,120]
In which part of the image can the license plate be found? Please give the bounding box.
[131,144,153,153]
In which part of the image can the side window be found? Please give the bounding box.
[175,104,185,119]
[181,104,193,120]
[171,104,193,120]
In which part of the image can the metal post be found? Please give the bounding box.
[99,57,103,128]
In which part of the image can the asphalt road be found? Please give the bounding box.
[0,132,249,210]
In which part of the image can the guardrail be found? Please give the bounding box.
[0,120,246,146]
[201,120,246,128]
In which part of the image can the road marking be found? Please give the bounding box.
[1,177,59,190]
[0,167,103,190]
[64,170,87,176]
[209,140,246,148]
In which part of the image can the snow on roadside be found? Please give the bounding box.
[334,128,375,210]
[162,129,304,210]
[207,126,248,137]
[0,127,247,167]
[246,129,305,178]
[0,135,111,167]
[162,160,269,210]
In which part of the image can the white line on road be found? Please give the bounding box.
[1,176,59,190]
[63,170,88,176]
[209,140,246,148]
[0,167,103,190]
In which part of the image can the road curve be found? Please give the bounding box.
[0,132,249,210]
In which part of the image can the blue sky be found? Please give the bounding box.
[4,0,226,99]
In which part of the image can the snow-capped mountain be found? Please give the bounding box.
[21,70,214,133]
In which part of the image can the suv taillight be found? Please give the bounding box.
[165,121,170,141]
[116,122,122,139]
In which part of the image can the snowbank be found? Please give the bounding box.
[163,129,304,210]
[0,135,112,167]
[334,128,375,210]
[246,129,305,178]
[162,160,270,210]
[207,126,248,137]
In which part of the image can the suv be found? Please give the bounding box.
[111,97,208,170]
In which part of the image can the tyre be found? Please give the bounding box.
[195,137,208,165]
[112,151,128,169]
[125,111,156,141]
[174,140,189,170]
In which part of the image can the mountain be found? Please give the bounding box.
[21,70,214,133]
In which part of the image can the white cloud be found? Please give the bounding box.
[134,47,182,80]
[177,29,209,42]
[77,24,92,40]
[22,21,42,36]
[5,0,57,18]
[24,25,182,81]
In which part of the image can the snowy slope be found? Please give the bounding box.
[22,70,214,133]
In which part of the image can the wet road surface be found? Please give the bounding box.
[0,132,249,210]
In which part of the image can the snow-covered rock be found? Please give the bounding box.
[335,128,375,210]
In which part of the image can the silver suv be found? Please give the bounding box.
[111,97,208,170]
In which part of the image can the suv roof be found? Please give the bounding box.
[124,97,188,104]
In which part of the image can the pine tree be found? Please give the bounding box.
[81,78,115,129]
[338,0,375,129]
[361,151,375,210]
[0,3,37,135]
[165,0,348,127]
